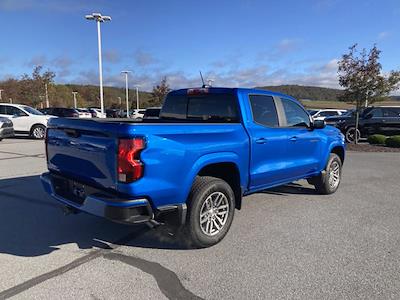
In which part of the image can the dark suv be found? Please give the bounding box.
[325,106,400,142]
[40,107,80,118]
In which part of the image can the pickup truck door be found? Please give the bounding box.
[279,98,321,178]
[246,95,289,189]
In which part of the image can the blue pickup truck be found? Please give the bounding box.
[41,87,345,248]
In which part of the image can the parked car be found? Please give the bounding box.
[143,107,161,119]
[0,103,53,139]
[88,107,106,118]
[40,107,80,118]
[130,109,146,119]
[325,106,400,143]
[76,108,92,118]
[0,116,14,141]
[41,87,345,248]
[106,109,119,118]
[307,109,347,121]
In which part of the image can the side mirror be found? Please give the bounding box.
[312,119,326,129]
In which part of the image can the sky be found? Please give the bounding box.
[0,0,399,91]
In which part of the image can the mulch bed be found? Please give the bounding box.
[347,143,400,153]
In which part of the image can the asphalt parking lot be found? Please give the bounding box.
[0,139,400,299]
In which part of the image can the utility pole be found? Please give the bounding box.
[136,86,139,109]
[72,91,78,108]
[45,83,49,108]
[121,71,131,118]
[85,13,111,116]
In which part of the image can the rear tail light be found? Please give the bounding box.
[187,88,209,96]
[117,138,146,183]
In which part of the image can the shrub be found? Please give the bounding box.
[367,134,387,145]
[385,136,400,148]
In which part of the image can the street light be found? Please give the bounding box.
[72,91,78,108]
[135,86,140,109]
[121,71,131,118]
[85,12,111,116]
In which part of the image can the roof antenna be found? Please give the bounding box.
[199,71,206,88]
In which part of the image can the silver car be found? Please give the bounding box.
[0,116,14,141]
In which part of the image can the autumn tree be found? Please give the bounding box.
[151,77,171,106]
[338,44,400,143]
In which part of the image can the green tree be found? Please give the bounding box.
[151,77,171,106]
[338,44,400,143]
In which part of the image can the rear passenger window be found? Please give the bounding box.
[281,98,311,127]
[249,95,279,127]
[383,108,400,117]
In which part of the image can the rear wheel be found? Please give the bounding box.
[345,127,360,143]
[31,125,46,139]
[184,176,235,248]
[310,153,342,195]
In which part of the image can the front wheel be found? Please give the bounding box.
[345,127,360,143]
[184,176,235,248]
[31,125,46,139]
[310,153,342,195]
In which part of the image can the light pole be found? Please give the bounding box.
[72,91,78,108]
[85,12,111,116]
[135,86,140,109]
[0,89,3,101]
[121,71,131,118]
[45,83,49,108]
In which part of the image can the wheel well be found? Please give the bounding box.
[331,146,345,163]
[198,162,242,210]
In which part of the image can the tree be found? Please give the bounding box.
[338,44,400,143]
[151,77,171,106]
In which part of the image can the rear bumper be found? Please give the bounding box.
[0,127,14,138]
[40,172,153,224]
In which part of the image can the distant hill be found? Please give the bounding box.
[255,85,344,101]
[256,84,400,102]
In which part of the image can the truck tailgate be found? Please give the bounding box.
[46,118,123,190]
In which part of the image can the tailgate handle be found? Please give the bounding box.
[64,129,81,138]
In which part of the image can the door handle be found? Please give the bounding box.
[255,138,268,144]
[290,136,298,142]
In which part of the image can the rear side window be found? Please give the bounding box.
[0,106,6,114]
[383,108,400,117]
[160,93,239,122]
[249,95,279,127]
[281,98,311,127]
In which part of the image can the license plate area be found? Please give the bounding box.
[52,176,86,205]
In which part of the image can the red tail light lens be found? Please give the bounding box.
[118,138,146,183]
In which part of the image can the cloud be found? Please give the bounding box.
[103,50,122,64]
[378,31,390,40]
[0,0,101,12]
[26,55,48,67]
[134,50,158,67]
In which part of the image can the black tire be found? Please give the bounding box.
[184,176,235,248]
[311,153,342,195]
[345,127,360,143]
[30,124,46,139]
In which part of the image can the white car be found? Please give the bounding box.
[130,109,146,119]
[308,109,347,121]
[88,108,106,118]
[0,103,54,139]
[76,108,92,118]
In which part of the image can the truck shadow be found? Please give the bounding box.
[0,175,316,255]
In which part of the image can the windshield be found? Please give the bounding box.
[22,106,43,115]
